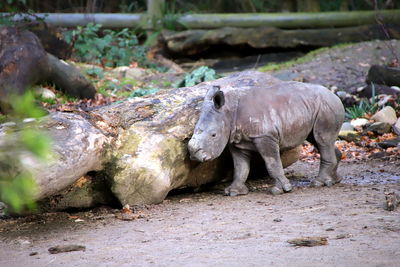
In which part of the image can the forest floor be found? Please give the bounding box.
[1,40,400,266]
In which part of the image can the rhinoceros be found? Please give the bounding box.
[188,76,345,196]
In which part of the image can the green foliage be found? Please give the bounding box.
[63,23,149,68]
[129,88,159,98]
[175,66,219,88]
[10,91,46,119]
[345,100,379,120]
[0,92,51,213]
[85,66,105,79]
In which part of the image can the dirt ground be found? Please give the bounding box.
[1,157,399,267]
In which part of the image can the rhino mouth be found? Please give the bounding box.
[190,149,211,162]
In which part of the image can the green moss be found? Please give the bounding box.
[258,43,353,72]
[157,137,185,169]
[117,130,143,156]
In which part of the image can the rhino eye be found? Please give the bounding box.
[213,91,225,109]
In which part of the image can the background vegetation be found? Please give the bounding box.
[1,0,398,13]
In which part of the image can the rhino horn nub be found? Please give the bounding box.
[206,85,221,99]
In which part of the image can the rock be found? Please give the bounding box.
[35,87,56,99]
[110,66,150,80]
[364,122,392,135]
[385,191,399,211]
[378,137,400,149]
[340,122,354,131]
[287,236,328,247]
[369,151,388,159]
[336,91,347,100]
[338,130,360,142]
[371,106,397,125]
[393,118,400,135]
[48,245,86,254]
[350,118,369,128]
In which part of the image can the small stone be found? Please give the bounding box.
[273,218,282,222]
[335,233,352,239]
[35,87,56,99]
[385,191,399,211]
[378,137,400,149]
[364,122,392,135]
[369,152,388,159]
[287,236,328,247]
[48,245,86,254]
[340,122,354,131]
[29,252,38,256]
[393,118,400,135]
[338,130,360,142]
[336,91,347,100]
[325,228,335,231]
[350,118,369,128]
[371,106,397,125]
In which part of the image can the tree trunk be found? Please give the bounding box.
[0,27,96,113]
[161,24,400,56]
[1,71,302,209]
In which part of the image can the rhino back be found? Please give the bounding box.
[234,81,343,146]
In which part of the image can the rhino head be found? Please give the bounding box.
[188,85,233,162]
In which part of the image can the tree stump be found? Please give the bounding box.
[0,26,95,112]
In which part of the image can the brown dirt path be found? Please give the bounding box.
[1,159,399,266]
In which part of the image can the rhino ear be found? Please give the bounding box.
[213,90,225,109]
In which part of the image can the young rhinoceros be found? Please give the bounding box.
[188,81,344,196]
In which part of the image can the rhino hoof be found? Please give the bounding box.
[324,180,335,187]
[224,185,249,196]
[270,186,284,195]
[229,191,238,197]
[283,183,292,192]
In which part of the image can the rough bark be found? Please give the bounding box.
[161,24,400,56]
[366,65,400,87]
[0,27,95,112]
[1,71,301,209]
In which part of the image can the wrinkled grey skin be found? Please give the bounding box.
[188,81,345,196]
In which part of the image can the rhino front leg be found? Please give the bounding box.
[224,145,251,196]
[253,138,292,195]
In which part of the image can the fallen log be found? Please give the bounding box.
[161,24,400,56]
[366,65,400,87]
[0,26,95,112]
[4,10,400,30]
[1,71,301,209]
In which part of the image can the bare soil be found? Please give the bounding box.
[1,158,399,267]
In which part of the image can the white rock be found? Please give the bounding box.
[371,106,397,125]
[350,118,369,128]
[393,118,400,135]
[36,87,56,99]
[341,122,354,131]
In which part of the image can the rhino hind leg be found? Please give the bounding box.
[253,138,292,195]
[224,146,251,196]
[307,126,342,187]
